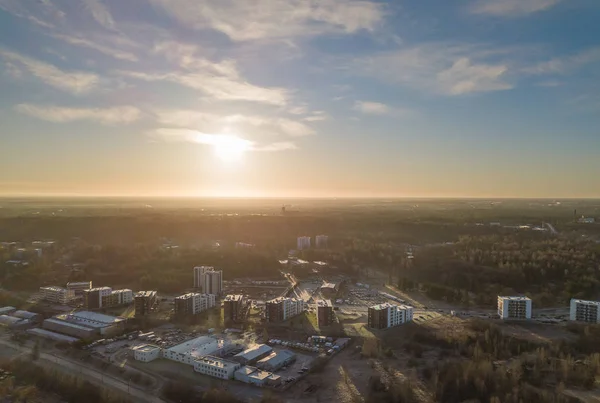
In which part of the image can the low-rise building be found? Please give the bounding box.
[256,350,296,372]
[497,296,532,320]
[132,344,162,362]
[234,366,281,386]
[43,311,126,339]
[27,328,79,344]
[0,306,16,316]
[368,303,413,329]
[162,336,225,366]
[265,297,304,323]
[570,299,600,323]
[317,299,334,327]
[12,310,40,322]
[194,356,241,379]
[223,294,245,323]
[39,286,75,304]
[233,344,273,366]
[0,315,24,328]
[134,291,158,317]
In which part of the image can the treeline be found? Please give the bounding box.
[161,381,283,403]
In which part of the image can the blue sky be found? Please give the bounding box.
[1,0,599,198]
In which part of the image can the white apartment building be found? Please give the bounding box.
[110,289,133,305]
[175,293,216,316]
[297,236,311,250]
[570,299,600,323]
[265,297,304,322]
[315,235,328,248]
[132,344,161,363]
[368,303,413,329]
[194,356,240,379]
[39,286,75,304]
[193,266,223,295]
[497,296,532,320]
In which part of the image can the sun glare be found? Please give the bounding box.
[211,135,252,162]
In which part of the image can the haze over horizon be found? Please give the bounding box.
[1,0,600,199]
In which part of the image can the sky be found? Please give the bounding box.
[1,0,600,198]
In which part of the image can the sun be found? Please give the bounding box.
[212,135,251,162]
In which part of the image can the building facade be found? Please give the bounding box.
[83,287,112,309]
[134,291,157,317]
[193,266,223,295]
[315,235,328,248]
[66,281,92,295]
[102,289,133,307]
[39,286,75,304]
[256,350,296,372]
[368,303,413,329]
[132,344,162,362]
[297,236,311,250]
[223,294,245,323]
[497,296,532,319]
[317,299,334,327]
[174,293,216,317]
[193,356,240,379]
[570,299,600,323]
[265,297,304,323]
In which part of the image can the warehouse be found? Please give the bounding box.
[0,315,24,328]
[43,318,97,339]
[162,336,224,366]
[0,306,16,316]
[57,311,126,337]
[27,328,79,344]
[256,350,296,372]
[194,356,241,379]
[132,344,161,362]
[12,310,40,322]
[234,366,281,386]
[233,344,273,365]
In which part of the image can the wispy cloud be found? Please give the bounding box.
[0,49,99,94]
[15,104,141,124]
[84,0,116,30]
[254,141,298,151]
[52,34,138,62]
[469,0,561,17]
[359,43,513,96]
[148,0,385,41]
[524,47,600,75]
[354,101,412,117]
[119,70,288,105]
[303,111,328,122]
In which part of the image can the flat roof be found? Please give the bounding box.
[370,303,412,311]
[0,315,23,325]
[195,355,238,369]
[111,289,132,294]
[27,328,79,343]
[224,295,244,302]
[175,293,200,300]
[13,310,38,319]
[135,291,157,297]
[67,281,91,286]
[266,297,302,304]
[70,311,124,324]
[257,350,296,366]
[234,344,272,361]
[317,300,332,307]
[44,318,94,331]
[133,344,161,353]
[165,335,222,357]
[0,306,16,313]
[498,296,531,301]
[572,299,600,306]
[236,366,257,376]
[40,286,68,292]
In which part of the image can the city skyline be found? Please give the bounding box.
[1,0,600,198]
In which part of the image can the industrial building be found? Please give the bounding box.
[194,356,241,379]
[66,281,92,295]
[570,299,600,323]
[317,299,334,326]
[297,236,311,250]
[368,303,413,329]
[163,336,231,366]
[12,310,40,322]
[193,266,223,295]
[0,306,16,316]
[315,235,328,248]
[134,291,157,317]
[256,350,296,372]
[39,286,75,304]
[174,293,216,318]
[234,366,281,386]
[265,297,304,323]
[27,328,79,344]
[43,311,126,339]
[83,287,112,309]
[497,296,532,320]
[223,295,245,323]
[320,282,339,296]
[0,315,25,328]
[132,344,162,362]
[233,344,273,365]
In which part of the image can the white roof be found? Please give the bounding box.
[165,336,222,358]
[195,356,238,369]
[0,315,22,325]
[70,311,124,324]
[498,296,531,301]
[572,299,600,306]
[234,344,272,361]
[257,350,296,367]
[13,310,38,319]
[133,344,161,353]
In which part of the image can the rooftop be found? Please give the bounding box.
[135,291,157,298]
[195,356,238,369]
[257,350,296,366]
[67,281,91,286]
[321,282,337,290]
[234,344,272,361]
[572,299,600,306]
[55,311,125,326]
[111,289,132,294]
[44,318,94,331]
[225,295,244,302]
[498,296,531,301]
[40,286,68,292]
[133,344,161,353]
[27,328,79,343]
[266,297,302,304]
[175,293,200,300]
[317,300,333,307]
[86,287,112,292]
[165,335,223,358]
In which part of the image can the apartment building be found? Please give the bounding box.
[83,287,112,309]
[193,266,223,295]
[368,303,413,329]
[134,291,158,317]
[265,297,304,323]
[39,286,75,304]
[315,235,328,249]
[570,299,600,323]
[102,289,133,307]
[223,294,245,323]
[316,299,334,327]
[174,293,216,317]
[66,281,92,295]
[497,296,532,320]
[297,236,311,250]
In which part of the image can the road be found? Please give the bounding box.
[544,222,559,235]
[0,337,166,403]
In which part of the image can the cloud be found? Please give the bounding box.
[84,0,116,30]
[524,47,600,75]
[359,43,513,96]
[119,70,288,105]
[303,111,328,122]
[354,101,413,117]
[28,16,55,29]
[254,141,298,151]
[148,0,385,41]
[469,0,561,17]
[52,34,138,62]
[15,104,141,124]
[0,49,99,93]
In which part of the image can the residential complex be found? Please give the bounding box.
[265,297,304,323]
[134,291,158,317]
[570,299,600,323]
[297,236,311,250]
[83,287,112,309]
[193,266,223,295]
[315,235,328,248]
[317,299,334,327]
[103,289,133,307]
[223,294,245,323]
[174,293,216,318]
[497,296,532,320]
[368,303,414,329]
[39,286,75,304]
[66,281,92,295]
